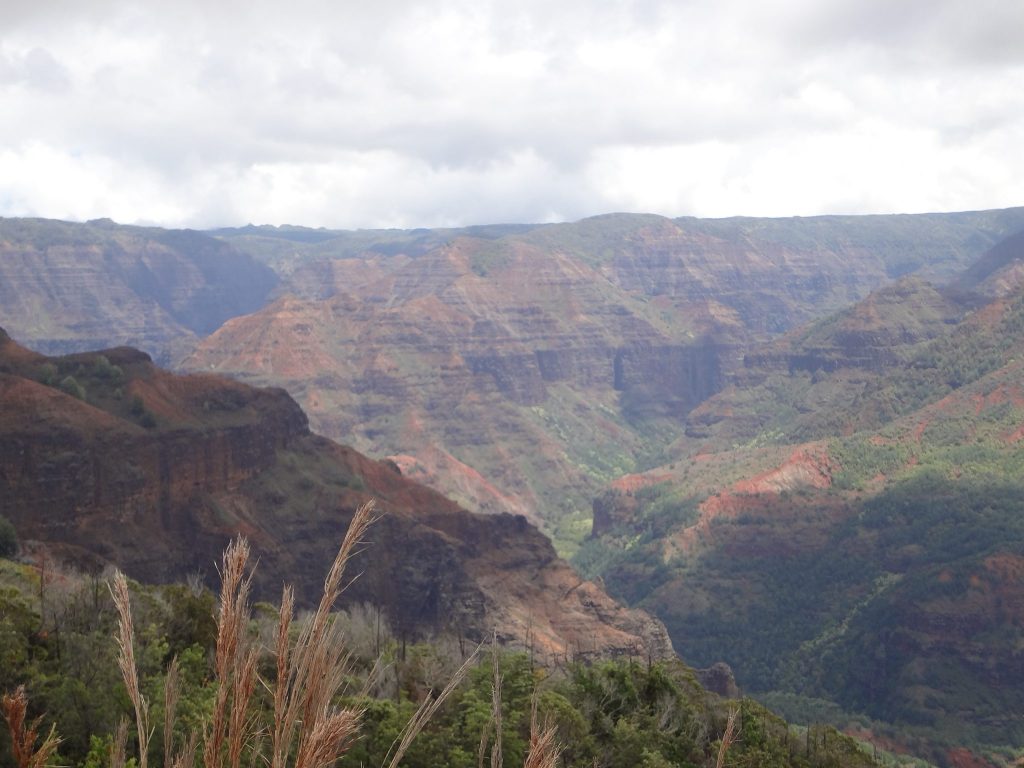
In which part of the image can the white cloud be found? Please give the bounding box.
[0,0,1021,227]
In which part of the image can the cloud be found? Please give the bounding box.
[0,0,1021,227]
[783,0,1024,67]
[0,46,70,91]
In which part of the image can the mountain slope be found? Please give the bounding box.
[189,209,1024,554]
[683,276,969,448]
[0,327,671,662]
[949,227,1024,299]
[0,218,278,363]
[185,234,740,551]
[683,228,1024,452]
[579,255,1024,764]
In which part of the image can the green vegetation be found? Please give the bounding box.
[0,530,880,768]
[468,240,514,277]
[844,292,1024,430]
[682,274,1024,454]
[586,369,1024,766]
[579,272,1024,764]
[588,469,1024,763]
[90,356,124,384]
[128,396,157,430]
[0,517,16,558]
[58,376,86,401]
[575,484,699,601]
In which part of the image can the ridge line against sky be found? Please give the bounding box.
[1,0,1023,230]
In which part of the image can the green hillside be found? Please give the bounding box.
[0,554,884,768]
[579,258,1024,766]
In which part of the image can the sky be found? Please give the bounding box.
[1,0,1022,229]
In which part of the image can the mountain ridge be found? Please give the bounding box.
[577,241,1024,764]
[0,217,278,364]
[187,207,1024,552]
[0,328,672,663]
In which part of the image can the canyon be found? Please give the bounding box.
[578,229,1024,764]
[187,208,1024,553]
[6,211,1024,555]
[7,209,1024,765]
[0,328,671,662]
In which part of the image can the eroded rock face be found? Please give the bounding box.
[591,490,640,538]
[182,233,790,518]
[695,662,741,699]
[0,330,673,663]
[0,218,277,364]
[185,238,738,533]
[683,277,969,447]
[189,210,1024,536]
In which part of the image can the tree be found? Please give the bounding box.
[58,376,85,401]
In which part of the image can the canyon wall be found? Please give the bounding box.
[0,330,672,662]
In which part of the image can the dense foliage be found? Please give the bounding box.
[584,462,1024,765]
[0,518,16,558]
[584,398,1024,767]
[577,261,1024,767]
[0,558,880,768]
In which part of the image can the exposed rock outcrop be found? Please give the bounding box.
[694,662,741,699]
[185,238,738,534]
[188,209,1024,535]
[0,330,673,662]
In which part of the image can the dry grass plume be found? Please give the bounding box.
[8,497,566,768]
[1,686,62,768]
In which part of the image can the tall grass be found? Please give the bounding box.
[97,499,563,768]
[0,687,61,768]
[715,709,738,768]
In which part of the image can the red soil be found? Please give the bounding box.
[666,442,837,557]
[610,472,673,493]
[388,444,539,523]
[946,747,997,768]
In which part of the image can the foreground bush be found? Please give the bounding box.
[1,502,561,768]
[1,501,878,768]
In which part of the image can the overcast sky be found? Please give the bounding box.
[1,0,1022,229]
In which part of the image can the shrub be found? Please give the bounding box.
[0,516,16,557]
[58,375,86,401]
[91,355,124,383]
[99,500,563,768]
[36,363,58,386]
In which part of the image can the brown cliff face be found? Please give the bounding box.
[185,237,735,549]
[0,330,672,662]
[0,218,277,364]
[683,277,967,447]
[190,210,1024,551]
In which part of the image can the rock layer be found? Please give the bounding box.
[0,329,672,662]
[186,237,738,544]
[188,209,1024,545]
[0,218,277,364]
